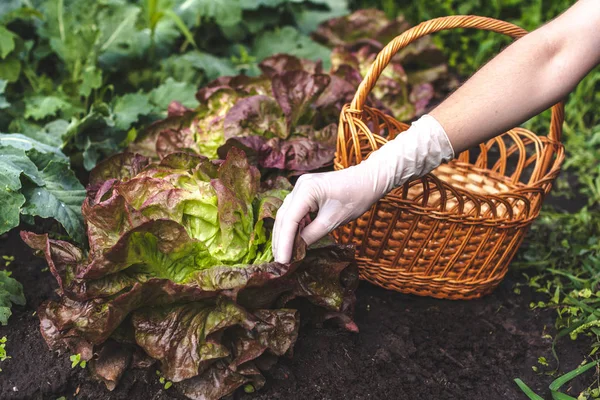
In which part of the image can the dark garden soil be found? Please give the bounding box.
[0,189,593,400]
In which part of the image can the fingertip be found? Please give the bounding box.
[275,253,290,264]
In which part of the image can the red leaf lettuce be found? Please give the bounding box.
[22,148,358,399]
[313,9,457,121]
[130,54,355,177]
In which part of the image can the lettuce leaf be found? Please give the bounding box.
[22,148,358,400]
[131,54,348,176]
[314,9,451,121]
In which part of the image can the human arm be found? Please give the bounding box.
[433,0,600,152]
[272,0,600,264]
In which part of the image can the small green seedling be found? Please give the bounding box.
[156,370,172,389]
[3,255,14,267]
[0,336,10,362]
[69,353,86,369]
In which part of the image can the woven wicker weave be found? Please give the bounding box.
[333,15,565,300]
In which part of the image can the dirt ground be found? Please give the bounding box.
[0,218,594,400]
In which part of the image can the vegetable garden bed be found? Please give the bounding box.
[0,213,593,400]
[1,1,599,399]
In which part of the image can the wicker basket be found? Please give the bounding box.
[333,15,565,300]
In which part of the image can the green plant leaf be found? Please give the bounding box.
[0,136,85,241]
[0,270,25,325]
[162,9,197,49]
[24,95,73,121]
[0,26,16,59]
[17,120,68,148]
[291,0,349,33]
[0,56,20,82]
[79,65,103,97]
[176,0,242,28]
[149,78,197,110]
[179,51,238,81]
[0,133,68,159]
[239,0,288,10]
[21,156,86,244]
[0,184,25,235]
[550,360,600,400]
[252,26,331,69]
[112,93,153,131]
[514,378,545,400]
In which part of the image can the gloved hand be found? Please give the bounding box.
[272,114,455,264]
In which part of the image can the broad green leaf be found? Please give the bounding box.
[149,78,197,110]
[0,56,21,82]
[0,137,84,239]
[113,92,153,131]
[33,120,69,148]
[176,0,242,27]
[6,119,67,148]
[79,65,103,97]
[81,135,122,171]
[0,6,43,24]
[0,270,25,325]
[0,133,68,159]
[252,26,331,69]
[24,95,73,121]
[239,0,288,9]
[0,145,43,188]
[180,51,237,81]
[21,156,86,244]
[0,181,25,234]
[0,26,16,59]
[0,0,27,20]
[97,2,141,53]
[0,146,40,233]
[241,9,282,35]
[291,0,349,34]
[63,105,125,170]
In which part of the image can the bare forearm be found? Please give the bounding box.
[430,0,600,153]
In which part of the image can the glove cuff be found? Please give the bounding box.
[361,113,456,194]
[418,114,455,161]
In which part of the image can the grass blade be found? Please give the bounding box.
[163,9,197,49]
[514,378,545,400]
[550,360,599,400]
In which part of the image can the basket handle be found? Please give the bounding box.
[349,15,564,143]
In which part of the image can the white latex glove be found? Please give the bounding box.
[272,114,455,264]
